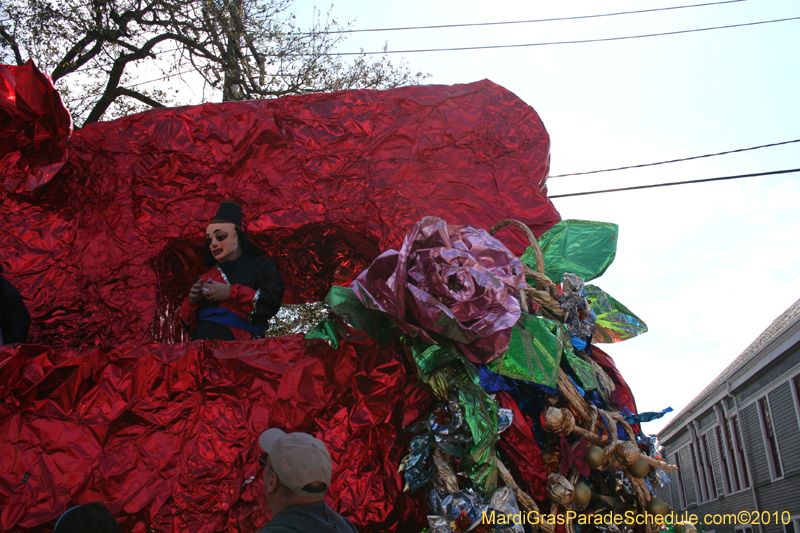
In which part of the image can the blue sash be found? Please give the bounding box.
[199,307,267,337]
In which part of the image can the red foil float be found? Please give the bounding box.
[0,62,562,531]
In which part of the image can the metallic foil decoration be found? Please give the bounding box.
[488,486,525,533]
[564,351,599,391]
[427,487,524,533]
[585,284,648,343]
[590,345,639,416]
[402,434,437,492]
[495,392,549,499]
[458,381,499,496]
[497,408,513,434]
[560,273,597,341]
[1,64,559,349]
[623,407,672,425]
[487,313,562,387]
[522,219,618,284]
[0,60,72,194]
[0,62,666,533]
[352,216,527,365]
[0,337,431,532]
[324,285,396,346]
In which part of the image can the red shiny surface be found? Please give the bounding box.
[590,345,638,418]
[495,392,548,501]
[0,62,561,531]
[1,66,558,349]
[0,61,71,194]
[0,337,429,532]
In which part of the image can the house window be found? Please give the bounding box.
[722,417,742,491]
[674,452,687,510]
[700,434,717,499]
[689,442,708,502]
[715,426,732,493]
[731,415,750,488]
[794,375,800,420]
[736,526,754,533]
[758,396,783,478]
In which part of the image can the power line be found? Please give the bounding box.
[331,16,800,55]
[311,0,748,34]
[551,139,800,178]
[549,168,800,198]
[124,68,196,88]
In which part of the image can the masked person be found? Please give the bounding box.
[181,201,285,340]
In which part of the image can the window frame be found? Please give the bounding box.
[730,413,751,489]
[756,395,784,480]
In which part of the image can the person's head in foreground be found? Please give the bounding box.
[257,428,357,533]
[259,428,331,510]
[53,501,122,533]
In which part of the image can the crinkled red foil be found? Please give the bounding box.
[0,337,430,532]
[0,62,561,531]
[0,60,71,194]
[590,345,640,432]
[0,62,558,348]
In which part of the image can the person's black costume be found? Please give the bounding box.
[181,201,285,340]
[0,265,31,345]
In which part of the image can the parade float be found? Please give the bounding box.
[0,61,674,532]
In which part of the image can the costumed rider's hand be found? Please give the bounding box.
[202,280,231,302]
[188,278,205,305]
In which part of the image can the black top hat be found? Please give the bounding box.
[203,200,265,266]
[213,200,243,227]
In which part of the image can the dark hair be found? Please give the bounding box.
[54,502,122,533]
[202,226,265,267]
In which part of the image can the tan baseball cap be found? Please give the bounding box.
[258,429,332,498]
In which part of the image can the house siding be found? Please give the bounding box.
[741,403,770,487]
[768,383,800,476]
[679,445,698,506]
[706,430,724,496]
[752,475,800,533]
[689,490,755,533]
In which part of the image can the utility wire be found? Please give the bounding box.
[550,168,800,198]
[0,0,748,32]
[551,139,800,177]
[332,16,800,55]
[311,0,748,34]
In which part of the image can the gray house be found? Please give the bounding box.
[658,297,800,533]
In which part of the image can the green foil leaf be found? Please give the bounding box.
[522,219,618,283]
[324,285,396,346]
[564,351,598,391]
[304,319,339,349]
[403,336,462,375]
[487,313,561,387]
[585,284,648,343]
[459,381,498,497]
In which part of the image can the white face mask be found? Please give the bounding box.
[206,222,238,262]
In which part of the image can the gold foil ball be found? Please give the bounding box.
[627,458,650,478]
[584,445,607,469]
[547,473,575,505]
[646,497,670,516]
[572,482,592,506]
[618,442,641,465]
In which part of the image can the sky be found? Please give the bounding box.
[283,0,800,434]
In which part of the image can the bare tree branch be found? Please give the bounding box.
[4,0,428,126]
[118,87,167,107]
